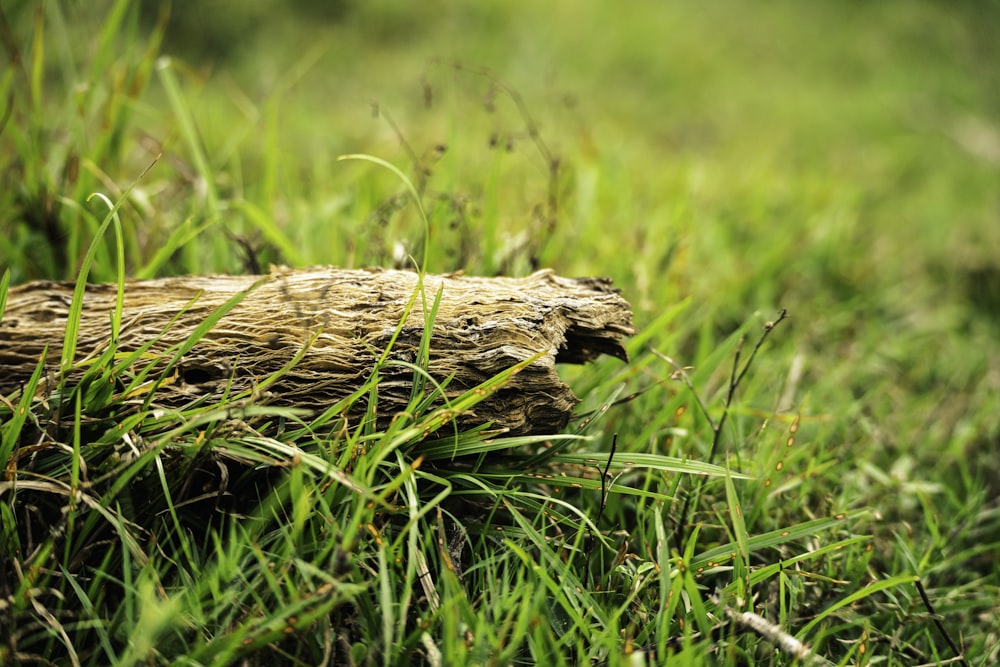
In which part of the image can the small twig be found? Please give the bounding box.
[915,578,969,667]
[710,336,744,463]
[580,433,619,589]
[369,101,432,195]
[431,59,562,251]
[651,350,715,431]
[707,309,788,464]
[420,631,442,667]
[435,60,557,177]
[593,433,618,531]
[572,383,661,424]
[661,310,788,551]
[732,311,788,405]
[911,657,970,666]
[713,596,830,666]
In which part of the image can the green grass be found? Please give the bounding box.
[2,1,999,665]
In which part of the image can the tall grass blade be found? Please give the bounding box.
[338,153,431,273]
[796,574,921,640]
[0,268,9,321]
[1,348,47,468]
[156,57,219,214]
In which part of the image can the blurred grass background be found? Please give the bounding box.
[2,0,999,662]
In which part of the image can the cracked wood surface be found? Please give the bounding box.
[0,267,634,436]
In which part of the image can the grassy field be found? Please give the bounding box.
[2,1,998,665]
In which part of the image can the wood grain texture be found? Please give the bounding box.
[0,267,634,436]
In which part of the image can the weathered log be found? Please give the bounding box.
[0,267,634,436]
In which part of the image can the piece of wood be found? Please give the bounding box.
[0,267,634,436]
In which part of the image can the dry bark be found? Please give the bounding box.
[0,267,634,436]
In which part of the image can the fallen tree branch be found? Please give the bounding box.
[0,267,634,436]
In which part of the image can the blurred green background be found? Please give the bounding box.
[7,1,1000,304]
